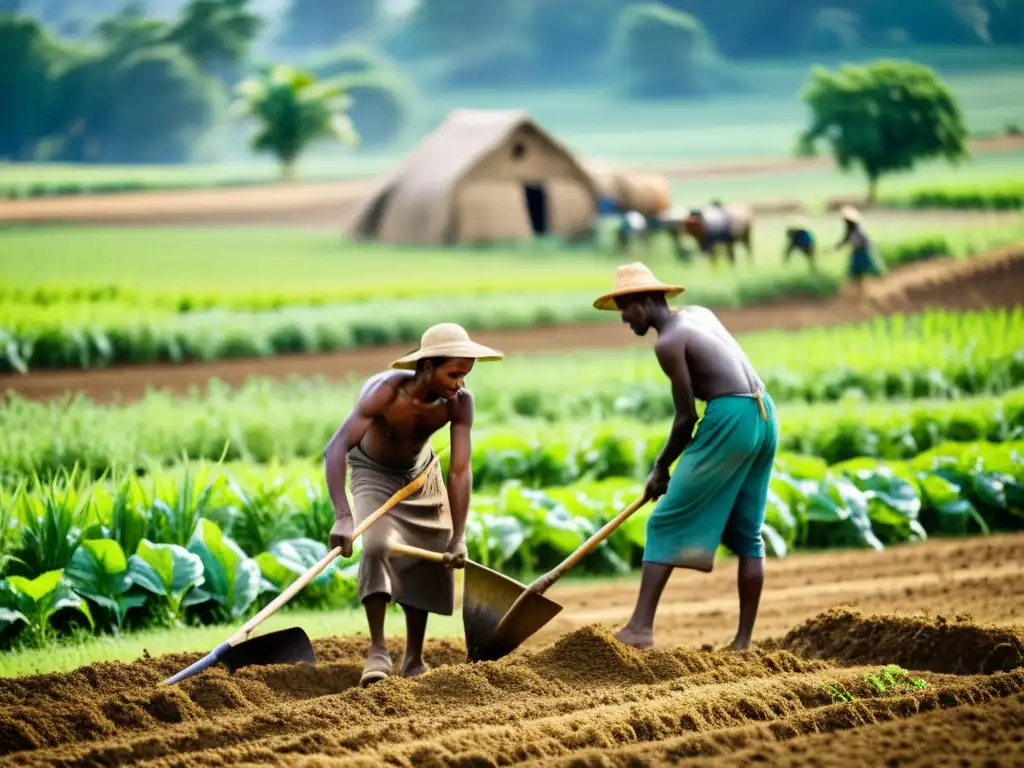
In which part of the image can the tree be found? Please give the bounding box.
[233,65,359,179]
[0,15,62,160]
[49,44,223,164]
[93,1,168,52]
[797,60,969,202]
[165,0,263,83]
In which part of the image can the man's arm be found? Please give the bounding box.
[446,390,475,548]
[653,336,699,475]
[323,377,396,524]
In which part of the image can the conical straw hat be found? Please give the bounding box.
[839,205,863,224]
[592,262,685,311]
[389,323,504,370]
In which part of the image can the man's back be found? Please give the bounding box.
[661,307,763,401]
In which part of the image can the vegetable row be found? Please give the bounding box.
[3,382,1022,484]
[2,439,1021,649]
[3,233,1022,374]
[882,179,1024,211]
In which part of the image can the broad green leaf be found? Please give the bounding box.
[919,473,989,536]
[8,570,63,603]
[0,606,28,631]
[128,540,205,604]
[186,519,264,619]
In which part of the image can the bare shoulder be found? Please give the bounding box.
[449,388,475,423]
[654,316,688,357]
[357,371,405,410]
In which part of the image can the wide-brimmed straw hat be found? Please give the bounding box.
[592,262,685,311]
[839,205,863,224]
[389,323,504,370]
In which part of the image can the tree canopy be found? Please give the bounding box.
[233,65,359,178]
[797,59,969,200]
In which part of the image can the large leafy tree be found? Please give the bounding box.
[165,0,263,83]
[797,59,969,202]
[233,65,359,180]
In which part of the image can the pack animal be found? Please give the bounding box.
[680,202,754,266]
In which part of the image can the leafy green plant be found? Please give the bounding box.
[254,538,356,608]
[823,681,855,703]
[126,539,205,625]
[863,665,929,693]
[0,570,93,647]
[143,466,218,547]
[209,469,301,555]
[184,519,265,621]
[65,539,146,632]
[11,471,96,578]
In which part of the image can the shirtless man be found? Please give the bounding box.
[592,262,779,652]
[323,323,503,686]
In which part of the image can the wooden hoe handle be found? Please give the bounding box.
[529,494,648,595]
[232,448,448,645]
[388,542,466,568]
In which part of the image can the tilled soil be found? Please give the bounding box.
[2,533,1023,767]
[4,245,1022,404]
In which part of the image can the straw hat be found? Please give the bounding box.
[839,205,863,224]
[592,262,685,311]
[389,323,504,370]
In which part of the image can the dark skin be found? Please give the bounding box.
[323,356,474,678]
[612,291,765,652]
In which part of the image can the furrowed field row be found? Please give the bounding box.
[2,385,1021,484]
[1,439,1020,650]
[1,224,1022,319]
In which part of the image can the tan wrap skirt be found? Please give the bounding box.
[348,444,455,615]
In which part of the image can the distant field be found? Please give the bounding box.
[3,212,1022,306]
[1,51,1021,191]
[669,150,1024,207]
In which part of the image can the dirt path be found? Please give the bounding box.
[3,245,1022,404]
[1,533,1022,767]
[2,135,1022,228]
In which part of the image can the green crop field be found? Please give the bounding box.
[2,219,1023,374]
[3,309,1021,480]
[668,151,1024,207]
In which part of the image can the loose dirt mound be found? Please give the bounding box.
[3,609,1024,766]
[772,607,1024,675]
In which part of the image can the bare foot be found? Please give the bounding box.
[360,645,392,687]
[614,626,653,649]
[400,657,429,678]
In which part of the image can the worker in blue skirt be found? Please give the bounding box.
[833,205,884,298]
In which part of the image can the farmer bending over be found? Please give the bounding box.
[323,323,503,686]
[783,216,816,270]
[592,262,779,652]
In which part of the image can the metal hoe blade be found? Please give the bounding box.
[462,561,563,662]
[220,627,317,673]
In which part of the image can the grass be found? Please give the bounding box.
[0,604,464,679]
[3,213,1022,305]
[1,53,1022,188]
[668,150,1024,207]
